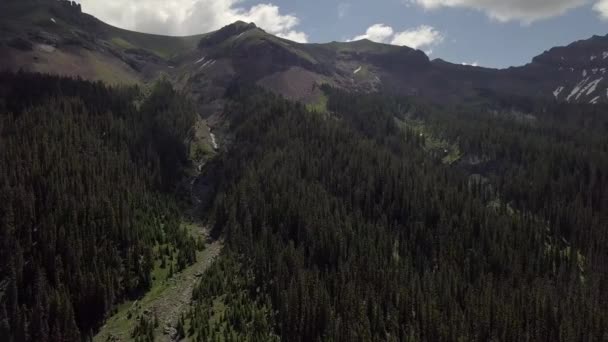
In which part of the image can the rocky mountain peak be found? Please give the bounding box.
[199,21,258,47]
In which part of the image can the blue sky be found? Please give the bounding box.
[77,0,608,68]
[267,0,608,68]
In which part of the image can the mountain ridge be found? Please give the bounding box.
[2,0,608,108]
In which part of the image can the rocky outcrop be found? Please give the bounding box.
[199,21,257,48]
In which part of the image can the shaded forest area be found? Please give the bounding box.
[187,86,608,341]
[0,72,199,341]
[1,71,607,342]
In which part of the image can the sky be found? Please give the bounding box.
[75,0,608,68]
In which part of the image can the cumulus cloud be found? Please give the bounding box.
[277,31,309,42]
[390,25,444,49]
[76,0,308,42]
[461,61,479,66]
[349,24,444,50]
[409,0,588,23]
[351,24,395,42]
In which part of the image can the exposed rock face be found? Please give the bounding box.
[199,21,257,48]
[367,47,430,72]
[186,25,608,106]
[533,35,608,69]
[513,34,608,103]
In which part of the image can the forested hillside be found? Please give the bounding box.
[185,86,608,341]
[1,69,607,342]
[0,72,199,341]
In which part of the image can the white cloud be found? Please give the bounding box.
[277,31,309,43]
[351,24,395,42]
[390,25,444,49]
[461,61,479,66]
[594,0,608,18]
[76,0,308,42]
[409,0,588,23]
[349,24,443,50]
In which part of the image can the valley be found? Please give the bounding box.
[1,1,608,341]
[94,225,221,342]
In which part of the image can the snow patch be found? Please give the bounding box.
[591,55,597,61]
[603,51,608,59]
[566,77,590,102]
[200,60,212,68]
[353,66,362,74]
[199,59,215,70]
[210,132,218,150]
[582,78,603,98]
[583,70,587,77]
[195,56,206,64]
[593,68,599,74]
[37,44,55,53]
[235,32,246,39]
[590,96,600,104]
[553,86,564,99]
[568,77,603,102]
[50,18,56,24]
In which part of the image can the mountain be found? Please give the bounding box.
[2,3,608,342]
[524,35,608,103]
[0,0,203,84]
[3,0,608,110]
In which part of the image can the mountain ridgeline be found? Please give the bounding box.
[0,1,608,341]
[4,0,608,108]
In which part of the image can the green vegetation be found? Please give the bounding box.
[188,254,279,342]
[4,2,608,342]
[0,0,202,62]
[107,27,204,60]
[189,119,216,163]
[87,51,140,85]
[212,27,318,66]
[395,117,463,164]
[0,72,199,341]
[186,85,608,341]
[305,92,329,113]
[94,222,216,342]
[110,37,137,50]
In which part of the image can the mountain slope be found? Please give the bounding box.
[183,85,608,341]
[0,0,203,84]
[2,5,608,342]
[2,0,608,106]
[157,22,608,112]
[524,34,608,103]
